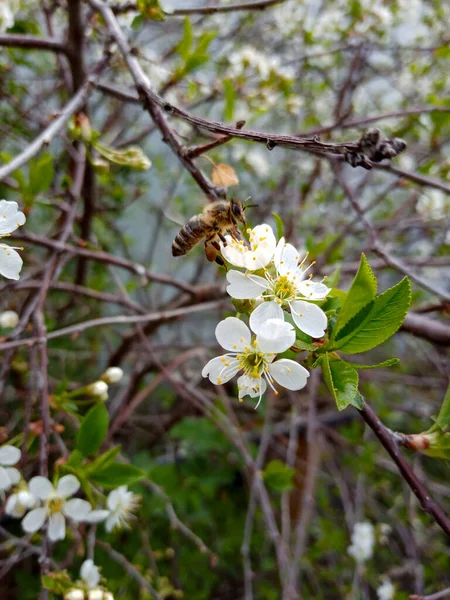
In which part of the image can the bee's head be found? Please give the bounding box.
[229,198,247,229]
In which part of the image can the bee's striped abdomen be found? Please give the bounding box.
[172,216,206,256]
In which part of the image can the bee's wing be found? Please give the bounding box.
[162,201,186,227]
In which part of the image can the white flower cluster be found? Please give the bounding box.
[348,521,375,563]
[65,559,114,600]
[0,200,26,280]
[0,445,138,541]
[202,224,330,406]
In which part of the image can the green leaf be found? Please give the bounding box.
[223,79,236,120]
[333,277,411,354]
[333,253,377,340]
[76,403,109,458]
[293,339,317,352]
[263,460,295,492]
[322,354,360,411]
[65,449,84,468]
[86,445,121,474]
[29,152,54,196]
[342,358,399,370]
[178,18,193,60]
[432,385,450,431]
[272,212,284,241]
[89,462,145,488]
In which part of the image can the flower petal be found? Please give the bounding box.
[274,240,300,276]
[290,300,328,338]
[5,467,21,486]
[56,474,80,498]
[249,301,284,334]
[221,237,250,268]
[215,316,251,351]
[22,507,47,533]
[297,280,331,300]
[81,559,100,589]
[247,224,277,268]
[226,269,268,300]
[0,200,26,235]
[257,318,295,354]
[0,466,12,491]
[0,445,21,466]
[105,513,119,532]
[237,374,266,399]
[48,512,66,541]
[5,494,21,517]
[106,487,122,512]
[85,509,110,523]
[63,498,93,521]
[201,355,240,385]
[0,244,23,280]
[29,476,54,500]
[269,359,310,390]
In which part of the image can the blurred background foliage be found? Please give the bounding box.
[0,0,449,598]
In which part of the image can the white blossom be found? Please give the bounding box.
[348,521,375,563]
[202,316,309,407]
[221,223,277,270]
[99,485,139,533]
[0,445,21,493]
[21,475,99,542]
[5,482,37,517]
[0,310,19,328]
[64,560,115,600]
[0,0,18,32]
[101,367,123,384]
[223,226,330,339]
[377,578,395,600]
[0,200,26,280]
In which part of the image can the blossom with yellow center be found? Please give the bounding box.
[225,227,330,339]
[202,317,310,407]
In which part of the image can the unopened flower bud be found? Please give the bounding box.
[78,113,92,143]
[0,310,19,329]
[88,589,104,600]
[231,298,255,316]
[101,367,124,384]
[87,381,109,397]
[65,590,84,600]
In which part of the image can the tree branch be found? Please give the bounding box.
[0,33,67,53]
[359,402,450,538]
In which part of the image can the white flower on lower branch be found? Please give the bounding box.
[225,231,330,339]
[65,559,114,600]
[348,521,375,563]
[202,317,309,407]
[21,475,105,542]
[0,200,26,280]
[0,444,21,493]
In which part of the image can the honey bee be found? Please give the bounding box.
[171,198,247,266]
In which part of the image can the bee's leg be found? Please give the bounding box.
[204,240,217,262]
[227,228,241,241]
[215,255,226,268]
[218,232,227,245]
